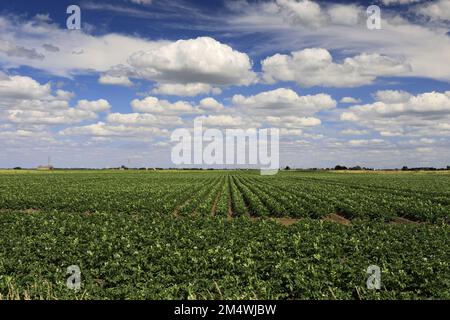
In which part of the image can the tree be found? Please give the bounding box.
[335,165,347,170]
[284,166,291,170]
[402,166,408,171]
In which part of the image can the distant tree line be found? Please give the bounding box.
[333,165,374,171]
[332,165,450,171]
[8,165,450,171]
[401,166,450,171]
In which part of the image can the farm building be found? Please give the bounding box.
[37,165,54,170]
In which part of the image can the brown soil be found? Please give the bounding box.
[227,193,233,220]
[274,217,301,226]
[23,208,41,214]
[94,278,105,287]
[390,216,421,225]
[249,216,301,226]
[172,203,182,217]
[211,190,221,217]
[322,213,352,226]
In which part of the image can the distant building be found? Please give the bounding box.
[37,165,53,170]
[38,156,53,170]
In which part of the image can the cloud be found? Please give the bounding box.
[131,96,201,115]
[107,113,183,127]
[126,36,256,87]
[0,15,169,76]
[340,97,362,104]
[42,43,59,52]
[59,122,168,138]
[416,0,450,21]
[341,90,450,137]
[0,40,45,60]
[154,141,169,147]
[379,130,405,137]
[76,99,111,113]
[4,109,97,125]
[151,83,221,96]
[0,73,52,100]
[226,0,363,33]
[381,0,422,5]
[82,2,158,19]
[223,88,335,132]
[0,73,107,126]
[407,138,436,145]
[127,0,152,4]
[374,90,412,103]
[327,4,361,26]
[415,147,433,153]
[348,139,385,146]
[255,0,362,28]
[265,115,321,127]
[275,0,326,28]
[98,75,133,87]
[93,35,255,96]
[198,115,246,127]
[231,88,336,116]
[56,89,75,100]
[262,48,410,87]
[199,98,224,112]
[226,0,450,83]
[131,95,225,118]
[345,91,450,117]
[0,129,52,139]
[341,129,369,135]
[280,128,303,136]
[34,13,52,22]
[119,88,333,139]
[0,128,58,150]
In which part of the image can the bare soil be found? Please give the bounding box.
[322,213,352,226]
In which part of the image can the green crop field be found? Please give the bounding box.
[0,170,448,299]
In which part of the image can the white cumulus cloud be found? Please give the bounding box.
[232,88,336,116]
[76,99,111,113]
[261,48,410,87]
[126,37,256,87]
[340,97,362,104]
[131,96,201,115]
[151,83,221,96]
[341,90,450,137]
[98,75,133,87]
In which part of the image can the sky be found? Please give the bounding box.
[0,0,450,169]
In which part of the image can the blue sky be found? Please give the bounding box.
[0,0,449,168]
